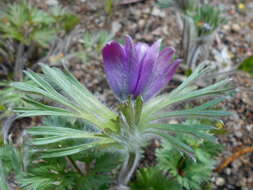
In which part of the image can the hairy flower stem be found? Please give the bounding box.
[116,151,141,189]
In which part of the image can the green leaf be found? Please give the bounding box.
[147,123,214,131]
[239,55,253,76]
[12,65,117,130]
[40,142,100,158]
[152,109,231,120]
[154,132,195,158]
[27,126,100,145]
[192,97,225,111]
[32,29,56,47]
[156,138,220,190]
[142,64,233,120]
[131,167,181,190]
[146,123,217,143]
[0,160,9,190]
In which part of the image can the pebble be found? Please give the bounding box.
[152,27,163,36]
[246,125,253,132]
[231,160,242,170]
[111,21,122,36]
[235,131,243,138]
[131,8,141,18]
[216,177,225,186]
[151,7,166,17]
[142,7,150,14]
[138,19,146,29]
[46,0,58,6]
[225,168,232,175]
[223,24,231,31]
[129,23,137,32]
[143,34,153,41]
[231,24,241,32]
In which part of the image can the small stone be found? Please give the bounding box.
[152,27,163,36]
[232,160,242,169]
[223,24,231,31]
[169,119,179,124]
[46,0,58,6]
[246,125,253,132]
[142,7,150,14]
[131,8,141,18]
[231,24,241,32]
[138,19,146,29]
[216,177,225,186]
[225,168,232,175]
[143,34,153,41]
[154,139,161,148]
[111,21,122,36]
[129,23,137,31]
[235,131,243,138]
[151,7,166,17]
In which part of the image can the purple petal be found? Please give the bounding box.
[143,48,181,100]
[135,42,149,63]
[123,36,139,95]
[130,39,162,98]
[102,41,129,100]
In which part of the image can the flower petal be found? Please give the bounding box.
[135,42,149,63]
[143,47,181,100]
[131,39,162,98]
[123,36,140,96]
[102,41,128,100]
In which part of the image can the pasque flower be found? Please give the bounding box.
[102,36,181,101]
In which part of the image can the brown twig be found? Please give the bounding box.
[215,146,253,173]
[67,156,84,176]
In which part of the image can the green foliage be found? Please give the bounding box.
[0,116,120,190]
[49,6,80,33]
[193,4,226,37]
[158,0,225,36]
[17,152,119,190]
[0,144,24,190]
[0,0,79,47]
[0,1,55,47]
[12,63,232,188]
[105,0,114,14]
[159,1,225,68]
[238,55,253,76]
[158,0,197,14]
[156,133,222,190]
[130,167,181,190]
[0,81,25,120]
[81,30,114,61]
[12,64,232,158]
[75,151,120,190]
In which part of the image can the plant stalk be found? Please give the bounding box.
[116,151,141,189]
[14,43,25,81]
[187,43,202,70]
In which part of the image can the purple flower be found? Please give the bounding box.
[102,35,181,101]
